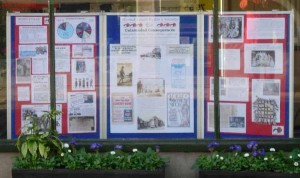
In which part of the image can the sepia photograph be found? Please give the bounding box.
[117,63,132,86]
[137,78,165,97]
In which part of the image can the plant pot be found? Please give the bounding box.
[12,168,165,178]
[199,170,300,178]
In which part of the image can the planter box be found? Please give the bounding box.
[199,170,300,178]
[12,168,165,178]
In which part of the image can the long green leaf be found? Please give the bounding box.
[21,142,28,158]
[39,143,46,158]
[28,141,38,158]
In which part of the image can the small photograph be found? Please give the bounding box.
[229,116,245,128]
[16,58,31,83]
[117,63,132,86]
[137,78,165,97]
[137,115,165,130]
[83,94,94,103]
[140,47,161,60]
[76,60,86,73]
[251,51,275,67]
[263,82,280,96]
[209,16,243,42]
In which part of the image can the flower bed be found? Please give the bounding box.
[194,141,300,175]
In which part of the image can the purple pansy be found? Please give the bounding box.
[90,143,102,150]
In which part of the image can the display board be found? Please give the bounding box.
[8,13,100,139]
[106,14,198,138]
[203,12,294,138]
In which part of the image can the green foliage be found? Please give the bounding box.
[193,141,300,174]
[16,110,62,161]
[14,141,168,171]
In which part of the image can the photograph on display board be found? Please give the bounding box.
[136,78,165,97]
[137,98,166,130]
[209,15,244,43]
[117,63,132,87]
[251,50,275,67]
[16,58,31,84]
[21,104,62,134]
[244,43,283,74]
[167,92,190,127]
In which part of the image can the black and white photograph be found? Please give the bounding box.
[251,50,275,67]
[140,47,161,60]
[16,58,31,83]
[229,116,245,128]
[263,82,280,96]
[209,15,244,42]
[137,115,165,130]
[76,60,86,73]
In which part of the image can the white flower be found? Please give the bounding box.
[290,155,293,159]
[264,157,268,161]
[244,153,250,157]
[132,148,138,152]
[68,149,71,153]
[63,143,69,148]
[110,151,116,155]
[269,148,275,152]
[60,153,64,157]
[216,154,219,158]
[220,156,224,160]
[294,162,299,167]
[298,154,300,158]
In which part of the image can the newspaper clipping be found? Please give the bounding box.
[208,102,246,133]
[68,92,96,133]
[111,93,133,124]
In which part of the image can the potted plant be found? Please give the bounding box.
[193,141,300,178]
[12,110,168,178]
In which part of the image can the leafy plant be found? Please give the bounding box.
[193,141,300,174]
[14,139,168,171]
[16,110,62,160]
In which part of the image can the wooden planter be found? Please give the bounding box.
[12,168,165,178]
[199,170,300,178]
